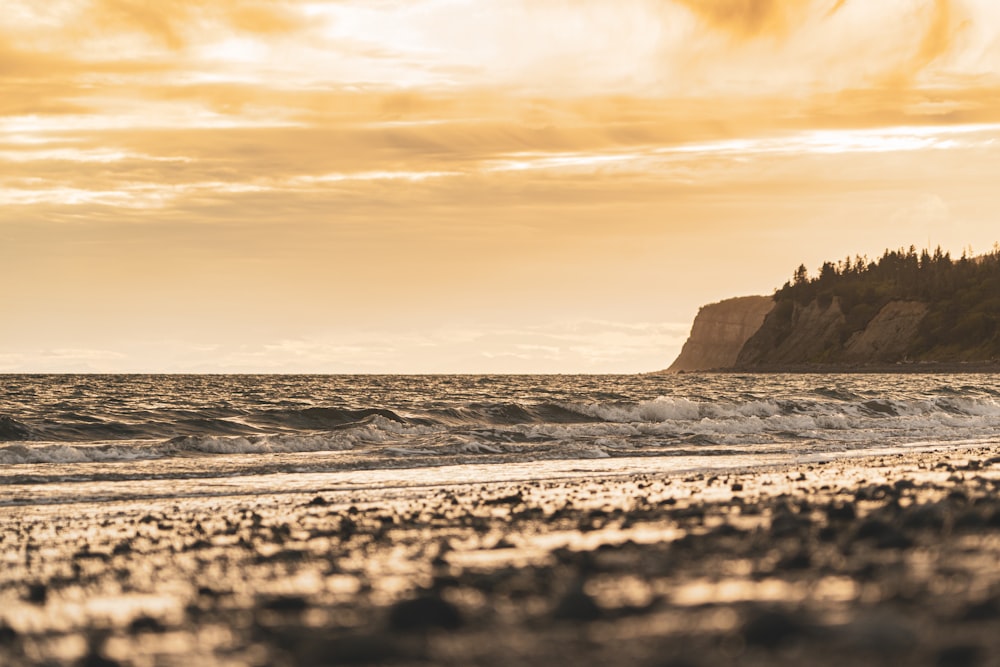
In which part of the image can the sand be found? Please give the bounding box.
[4,444,1000,667]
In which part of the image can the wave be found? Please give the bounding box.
[0,432,358,465]
[3,393,1000,466]
[565,395,1000,423]
[425,403,602,426]
[0,415,35,441]
[249,407,412,430]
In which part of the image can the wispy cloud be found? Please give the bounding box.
[3,0,1000,372]
[0,321,691,373]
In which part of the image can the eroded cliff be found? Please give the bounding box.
[667,245,1000,371]
[667,296,774,372]
[668,297,935,371]
[735,299,930,367]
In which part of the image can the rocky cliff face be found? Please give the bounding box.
[842,301,928,362]
[736,298,847,367]
[668,297,933,371]
[667,296,774,372]
[736,298,930,367]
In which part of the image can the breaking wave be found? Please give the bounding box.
[3,388,1000,466]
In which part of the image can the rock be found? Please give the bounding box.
[900,503,947,531]
[653,659,702,667]
[77,653,121,667]
[960,597,1000,621]
[261,595,309,614]
[553,582,602,621]
[0,622,18,646]
[842,301,929,363]
[737,298,847,367]
[936,644,983,667]
[667,296,774,372]
[855,484,894,501]
[854,519,913,549]
[484,492,523,506]
[388,594,462,632]
[77,633,120,667]
[825,500,857,522]
[776,549,812,570]
[741,607,807,648]
[25,583,48,605]
[297,633,405,665]
[954,511,986,531]
[128,615,165,634]
[838,611,914,654]
[769,510,809,538]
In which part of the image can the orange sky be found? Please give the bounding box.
[2,0,1000,372]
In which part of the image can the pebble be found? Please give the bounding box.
[552,583,602,622]
[388,594,462,632]
[741,608,807,648]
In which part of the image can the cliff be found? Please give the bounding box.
[736,298,846,366]
[666,245,1000,371]
[842,301,929,362]
[667,296,774,372]
[668,297,933,372]
[734,299,929,367]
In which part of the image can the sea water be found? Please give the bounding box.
[2,373,999,506]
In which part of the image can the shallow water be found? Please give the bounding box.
[2,373,999,506]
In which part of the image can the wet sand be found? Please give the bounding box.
[4,445,1000,666]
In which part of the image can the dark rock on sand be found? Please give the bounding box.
[854,519,913,549]
[77,653,121,667]
[0,622,19,646]
[261,595,309,614]
[776,549,812,570]
[484,492,523,506]
[836,611,915,654]
[769,509,810,538]
[651,659,702,667]
[25,583,48,605]
[900,503,947,531]
[855,484,894,501]
[296,633,406,665]
[960,597,1000,621]
[741,607,808,648]
[824,500,857,522]
[553,582,603,621]
[128,615,166,634]
[388,594,462,632]
[936,644,983,667]
[77,634,120,667]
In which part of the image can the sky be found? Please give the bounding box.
[2,0,1000,373]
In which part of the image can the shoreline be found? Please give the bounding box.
[4,442,1000,665]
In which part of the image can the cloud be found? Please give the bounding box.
[3,0,1000,373]
[917,0,958,67]
[670,0,816,39]
[0,321,691,373]
[83,0,310,49]
[0,348,126,372]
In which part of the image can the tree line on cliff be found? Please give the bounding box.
[772,245,1000,360]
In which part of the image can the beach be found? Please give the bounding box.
[4,440,1000,667]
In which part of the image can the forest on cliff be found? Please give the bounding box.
[770,246,1000,360]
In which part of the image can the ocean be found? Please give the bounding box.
[3,373,999,508]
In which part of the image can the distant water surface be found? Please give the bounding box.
[2,374,999,505]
